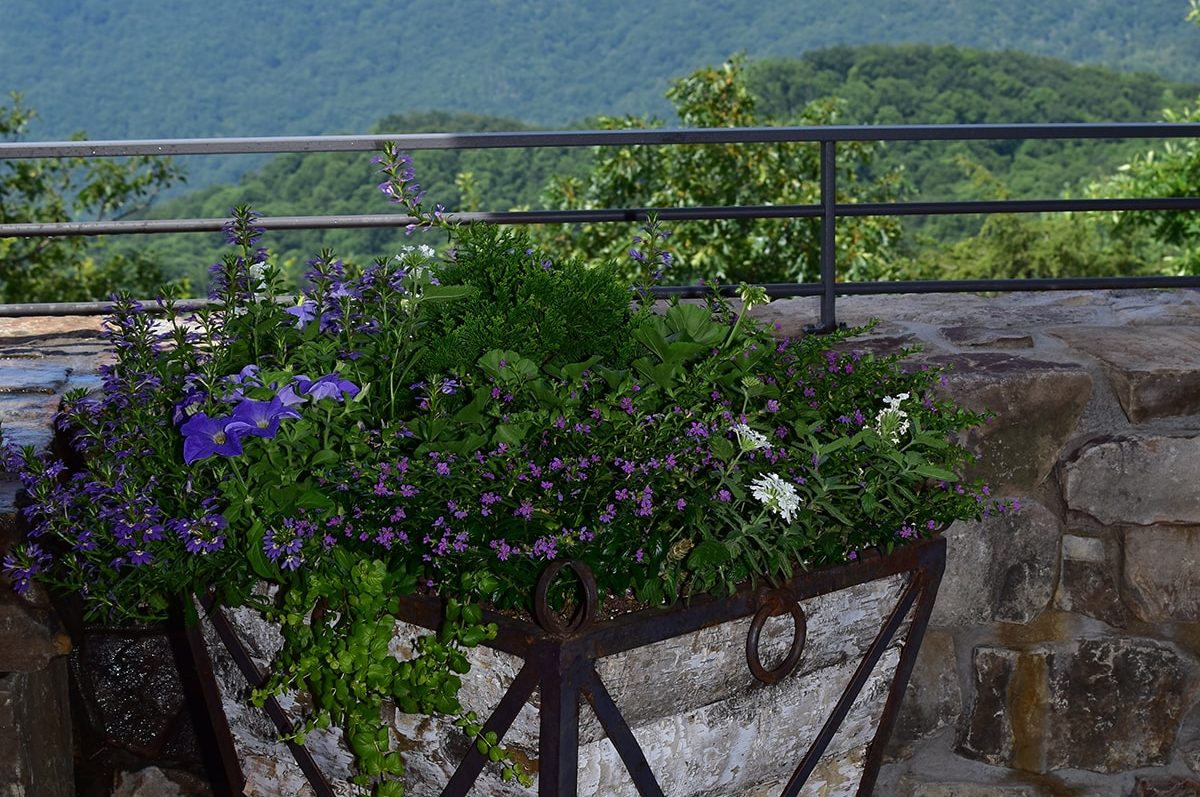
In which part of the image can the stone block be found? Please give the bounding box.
[958,647,1022,767]
[1065,435,1200,526]
[1122,526,1200,622]
[112,765,214,797]
[0,595,72,672]
[76,633,191,754]
[1054,534,1128,627]
[0,361,70,395]
[885,629,961,759]
[940,326,1033,349]
[893,778,1039,797]
[0,392,67,456]
[933,353,1091,493]
[932,499,1059,627]
[1049,325,1200,422]
[959,639,1198,774]
[1130,777,1200,797]
[0,658,73,797]
[0,316,104,342]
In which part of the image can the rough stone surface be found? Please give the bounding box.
[1122,526,1200,623]
[0,315,104,341]
[1049,326,1200,422]
[0,594,72,672]
[112,765,215,797]
[1065,435,1200,526]
[0,392,67,453]
[934,354,1091,493]
[1130,777,1200,797]
[0,658,73,797]
[76,633,191,755]
[960,639,1199,774]
[892,779,1039,797]
[1054,534,1128,627]
[958,647,1021,767]
[932,499,1059,627]
[885,630,961,760]
[940,326,1034,349]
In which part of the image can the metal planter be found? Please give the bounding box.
[193,535,945,797]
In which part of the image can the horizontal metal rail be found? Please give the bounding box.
[4,122,1200,327]
[8,197,1200,239]
[4,122,1200,159]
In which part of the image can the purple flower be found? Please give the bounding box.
[180,412,244,464]
[300,374,360,402]
[285,300,318,329]
[226,397,301,439]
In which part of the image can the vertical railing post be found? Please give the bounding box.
[815,138,838,333]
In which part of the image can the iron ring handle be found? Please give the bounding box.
[534,559,599,635]
[746,590,807,685]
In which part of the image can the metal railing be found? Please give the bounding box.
[4,122,1200,330]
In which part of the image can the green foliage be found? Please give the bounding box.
[131,110,590,289]
[901,159,1166,280]
[0,92,187,302]
[420,223,641,376]
[1092,100,1200,274]
[746,44,1197,242]
[537,58,905,284]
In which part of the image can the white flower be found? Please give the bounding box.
[749,473,801,524]
[248,260,270,299]
[874,393,911,445]
[732,423,770,452]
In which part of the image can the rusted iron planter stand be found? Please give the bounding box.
[194,535,945,797]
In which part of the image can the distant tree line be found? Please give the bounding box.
[5,42,1200,301]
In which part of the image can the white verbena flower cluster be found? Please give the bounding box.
[874,392,911,445]
[750,472,801,524]
[732,423,770,452]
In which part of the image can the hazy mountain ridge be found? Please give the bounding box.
[3,0,1197,146]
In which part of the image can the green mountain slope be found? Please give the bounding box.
[2,0,1197,185]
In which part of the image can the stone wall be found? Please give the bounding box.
[756,290,1200,797]
[0,316,106,797]
[3,291,1200,796]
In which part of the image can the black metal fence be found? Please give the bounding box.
[4,122,1200,329]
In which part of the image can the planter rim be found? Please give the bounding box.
[396,534,946,661]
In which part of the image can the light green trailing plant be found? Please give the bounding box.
[3,143,1011,795]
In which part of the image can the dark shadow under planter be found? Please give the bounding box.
[192,535,946,797]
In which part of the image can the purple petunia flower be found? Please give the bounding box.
[301,374,361,402]
[226,397,301,439]
[180,412,243,464]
